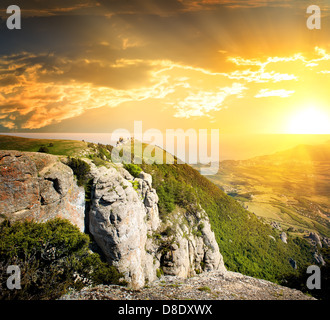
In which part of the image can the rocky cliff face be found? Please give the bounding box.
[0,151,85,231]
[87,162,226,289]
[0,151,225,289]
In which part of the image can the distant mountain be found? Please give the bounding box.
[249,140,330,163]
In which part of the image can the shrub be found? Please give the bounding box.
[38,146,49,153]
[124,163,142,178]
[91,155,107,167]
[66,157,91,187]
[156,268,164,278]
[0,219,123,300]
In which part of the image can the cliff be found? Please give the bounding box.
[86,160,225,289]
[0,150,225,290]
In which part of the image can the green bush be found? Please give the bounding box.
[0,219,123,300]
[67,157,91,187]
[38,146,50,153]
[124,163,142,178]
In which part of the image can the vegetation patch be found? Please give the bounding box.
[124,163,142,178]
[0,219,124,300]
[141,163,315,286]
[66,157,91,187]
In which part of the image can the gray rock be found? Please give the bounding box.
[270,221,282,230]
[309,232,322,248]
[88,163,226,289]
[280,232,287,244]
[289,258,297,269]
[88,164,151,289]
[0,151,85,231]
[313,252,326,266]
[323,237,330,248]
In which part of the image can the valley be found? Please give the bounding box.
[194,141,330,238]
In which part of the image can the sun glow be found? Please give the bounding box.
[287,107,330,134]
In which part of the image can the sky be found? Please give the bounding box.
[0,0,330,140]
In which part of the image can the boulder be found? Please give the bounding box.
[280,232,287,244]
[289,258,297,269]
[309,232,322,248]
[0,151,85,231]
[313,252,325,266]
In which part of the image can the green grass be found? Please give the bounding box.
[0,135,87,157]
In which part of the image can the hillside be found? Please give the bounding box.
[0,134,325,299]
[0,134,89,157]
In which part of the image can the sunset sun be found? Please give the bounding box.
[287,107,330,134]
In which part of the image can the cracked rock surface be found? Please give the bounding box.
[0,150,85,231]
[60,270,315,300]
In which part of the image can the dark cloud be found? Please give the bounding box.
[97,0,185,15]
[0,1,99,16]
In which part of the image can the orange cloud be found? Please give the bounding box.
[0,47,329,129]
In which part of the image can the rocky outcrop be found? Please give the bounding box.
[146,208,225,281]
[0,150,226,290]
[87,162,226,289]
[88,164,150,289]
[308,232,322,248]
[0,151,85,231]
[60,270,315,300]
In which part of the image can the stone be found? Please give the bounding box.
[0,151,85,231]
[309,232,322,248]
[88,163,150,290]
[313,252,325,266]
[280,232,287,244]
[270,221,282,230]
[289,258,297,269]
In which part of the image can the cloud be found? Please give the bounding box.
[255,89,295,98]
[0,46,329,130]
[0,54,189,129]
[172,83,247,118]
[0,1,100,17]
[3,0,326,19]
[0,120,16,129]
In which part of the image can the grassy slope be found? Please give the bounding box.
[141,163,315,284]
[0,135,88,156]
